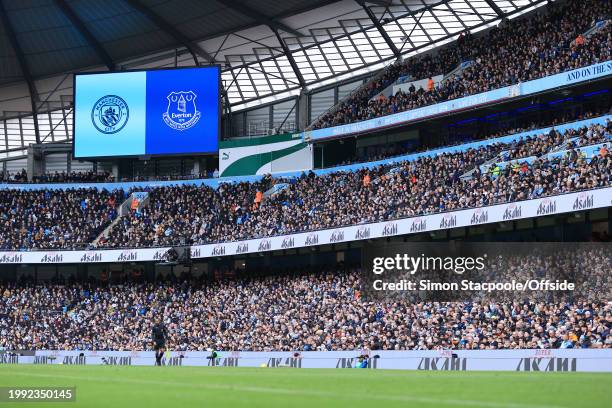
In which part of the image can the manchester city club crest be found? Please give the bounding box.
[91,95,129,134]
[163,91,201,131]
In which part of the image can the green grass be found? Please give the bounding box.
[0,365,610,408]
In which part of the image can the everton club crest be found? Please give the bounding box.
[163,91,201,131]
[91,95,129,134]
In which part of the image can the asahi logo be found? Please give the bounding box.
[117,251,137,262]
[80,252,103,263]
[281,237,295,249]
[163,356,183,366]
[267,357,302,368]
[62,356,86,365]
[191,248,201,258]
[102,356,132,366]
[33,356,53,364]
[536,199,557,215]
[470,209,488,225]
[212,245,226,256]
[439,215,457,229]
[572,192,594,210]
[258,239,271,252]
[329,230,345,243]
[515,358,576,372]
[41,253,63,263]
[417,357,466,371]
[152,250,167,261]
[83,252,102,262]
[354,226,371,240]
[335,358,378,369]
[409,218,426,233]
[502,204,521,220]
[207,357,239,367]
[382,222,398,236]
[305,233,319,246]
[0,254,23,263]
[236,243,249,254]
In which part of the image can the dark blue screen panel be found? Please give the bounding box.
[145,67,219,155]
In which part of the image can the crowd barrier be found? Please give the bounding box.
[3,349,610,372]
[0,186,610,264]
[546,140,611,161]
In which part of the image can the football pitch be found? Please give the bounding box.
[0,365,610,408]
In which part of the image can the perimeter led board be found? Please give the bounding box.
[73,66,220,158]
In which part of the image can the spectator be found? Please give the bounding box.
[0,258,609,351]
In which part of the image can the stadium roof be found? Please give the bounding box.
[0,0,548,157]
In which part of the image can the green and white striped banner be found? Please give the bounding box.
[219,133,312,177]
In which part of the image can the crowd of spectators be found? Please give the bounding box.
[0,188,125,250]
[0,169,28,183]
[500,120,610,161]
[31,171,114,184]
[0,170,113,184]
[1,0,611,356]
[0,260,609,351]
[457,106,612,144]
[0,169,224,184]
[312,0,611,129]
[97,119,611,248]
[336,107,611,167]
[97,177,271,249]
[0,116,608,251]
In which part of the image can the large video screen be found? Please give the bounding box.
[73,66,220,158]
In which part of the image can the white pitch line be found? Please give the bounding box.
[0,370,565,408]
